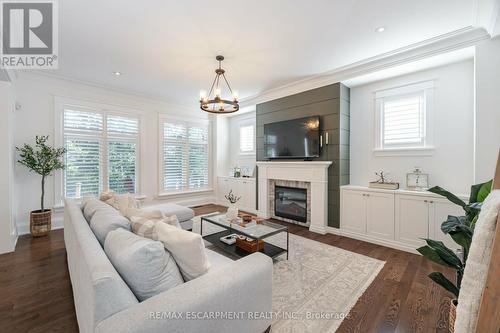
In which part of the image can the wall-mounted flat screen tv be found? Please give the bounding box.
[264,116,320,159]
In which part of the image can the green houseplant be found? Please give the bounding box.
[416,180,492,331]
[16,135,66,237]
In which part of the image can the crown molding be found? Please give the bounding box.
[240,27,490,107]
[474,0,500,36]
[16,70,194,111]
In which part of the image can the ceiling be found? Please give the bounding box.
[43,0,477,108]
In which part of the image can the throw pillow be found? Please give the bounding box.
[90,208,131,245]
[99,190,116,202]
[128,214,180,239]
[104,228,184,301]
[106,193,138,216]
[154,222,210,281]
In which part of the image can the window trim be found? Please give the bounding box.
[158,114,213,197]
[238,123,255,155]
[374,80,435,156]
[54,97,142,206]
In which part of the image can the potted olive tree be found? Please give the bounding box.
[16,136,66,237]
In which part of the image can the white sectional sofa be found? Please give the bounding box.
[63,199,273,333]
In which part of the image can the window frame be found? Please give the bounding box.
[158,114,212,197]
[238,123,255,155]
[54,97,142,207]
[374,80,435,156]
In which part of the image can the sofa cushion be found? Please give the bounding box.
[206,249,233,272]
[104,229,184,302]
[83,198,113,221]
[143,203,194,222]
[90,209,131,245]
[154,222,210,281]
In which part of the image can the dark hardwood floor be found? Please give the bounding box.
[0,204,454,333]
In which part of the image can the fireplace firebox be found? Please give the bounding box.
[274,186,307,223]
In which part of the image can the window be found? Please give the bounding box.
[239,124,255,153]
[161,118,210,193]
[61,105,139,199]
[375,81,434,153]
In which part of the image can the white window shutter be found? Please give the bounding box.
[64,137,102,198]
[62,108,139,198]
[163,120,209,192]
[382,93,424,147]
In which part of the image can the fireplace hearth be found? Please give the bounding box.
[274,186,307,223]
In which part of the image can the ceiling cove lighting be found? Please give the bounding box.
[375,26,386,33]
[199,55,239,114]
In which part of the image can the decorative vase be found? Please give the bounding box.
[449,299,457,333]
[226,204,239,221]
[30,209,52,237]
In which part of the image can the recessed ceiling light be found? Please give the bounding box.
[113,71,122,76]
[375,26,386,33]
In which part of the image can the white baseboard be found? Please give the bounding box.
[308,225,327,235]
[325,226,342,235]
[334,228,419,254]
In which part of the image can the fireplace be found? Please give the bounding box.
[274,186,307,223]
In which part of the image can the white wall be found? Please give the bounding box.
[0,81,18,253]
[349,60,474,194]
[12,73,214,235]
[227,111,257,177]
[475,37,500,182]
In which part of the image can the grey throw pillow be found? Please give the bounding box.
[90,209,131,245]
[104,229,184,301]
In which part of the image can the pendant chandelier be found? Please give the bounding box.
[199,55,239,114]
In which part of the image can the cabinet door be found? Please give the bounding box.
[341,190,367,234]
[366,192,395,240]
[430,198,463,252]
[395,194,429,247]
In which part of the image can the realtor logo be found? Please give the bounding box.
[1,0,58,69]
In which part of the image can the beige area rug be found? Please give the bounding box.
[192,214,385,333]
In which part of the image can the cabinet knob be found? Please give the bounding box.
[424,200,428,203]
[429,200,434,204]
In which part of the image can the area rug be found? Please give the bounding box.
[192,213,385,333]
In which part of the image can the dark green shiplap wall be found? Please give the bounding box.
[256,83,350,228]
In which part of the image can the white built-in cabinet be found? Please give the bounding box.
[217,176,256,213]
[341,185,466,253]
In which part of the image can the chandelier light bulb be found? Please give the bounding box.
[215,88,221,97]
[232,90,239,101]
[200,90,207,100]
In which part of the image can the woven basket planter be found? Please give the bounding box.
[30,210,52,237]
[449,299,457,333]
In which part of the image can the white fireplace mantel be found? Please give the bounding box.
[256,161,332,234]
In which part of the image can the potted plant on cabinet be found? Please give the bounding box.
[16,135,66,237]
[417,180,492,332]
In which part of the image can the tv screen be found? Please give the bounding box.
[264,116,320,159]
